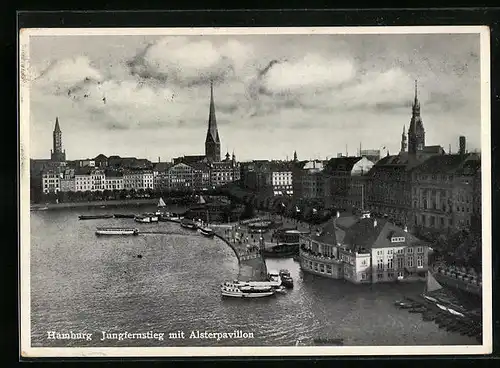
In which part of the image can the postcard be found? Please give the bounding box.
[19,26,492,357]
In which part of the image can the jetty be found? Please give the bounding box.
[395,271,482,343]
[211,224,268,281]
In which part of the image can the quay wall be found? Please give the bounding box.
[31,199,158,210]
[213,232,241,265]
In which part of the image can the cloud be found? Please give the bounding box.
[259,54,356,95]
[127,37,255,86]
[33,56,103,92]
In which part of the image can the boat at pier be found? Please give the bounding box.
[180,219,198,230]
[267,270,283,288]
[113,214,136,219]
[95,227,139,236]
[155,197,167,215]
[134,214,159,223]
[79,214,113,220]
[221,281,275,298]
[279,269,294,288]
[198,210,215,237]
[199,227,215,237]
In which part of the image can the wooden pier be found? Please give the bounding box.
[395,295,482,343]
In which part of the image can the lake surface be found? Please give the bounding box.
[29,205,478,347]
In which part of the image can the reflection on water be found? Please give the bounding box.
[29,206,478,347]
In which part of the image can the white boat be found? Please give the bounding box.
[134,214,158,223]
[199,227,215,237]
[221,281,275,298]
[95,227,139,236]
[180,219,198,230]
[267,270,283,287]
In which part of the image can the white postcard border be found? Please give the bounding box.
[19,25,492,358]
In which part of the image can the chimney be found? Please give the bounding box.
[459,136,466,156]
[373,219,377,227]
[158,156,160,163]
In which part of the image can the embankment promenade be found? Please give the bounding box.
[30,198,159,210]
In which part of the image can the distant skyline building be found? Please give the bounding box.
[205,81,221,162]
[50,117,66,162]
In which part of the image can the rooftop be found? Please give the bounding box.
[412,153,479,174]
[343,217,426,250]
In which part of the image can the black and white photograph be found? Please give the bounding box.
[19,26,492,357]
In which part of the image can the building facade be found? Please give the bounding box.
[410,152,480,233]
[299,213,429,284]
[42,171,62,194]
[324,156,375,209]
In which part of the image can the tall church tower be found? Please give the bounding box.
[50,117,66,162]
[408,80,425,154]
[205,81,221,162]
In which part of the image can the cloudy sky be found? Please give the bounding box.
[27,31,482,162]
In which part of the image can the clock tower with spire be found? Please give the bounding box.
[50,117,66,162]
[408,80,425,154]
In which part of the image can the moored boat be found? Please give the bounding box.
[221,281,275,298]
[155,197,167,215]
[95,227,139,236]
[79,214,113,220]
[113,214,136,219]
[199,227,215,237]
[180,219,198,230]
[134,214,158,223]
[267,270,283,288]
[279,269,294,288]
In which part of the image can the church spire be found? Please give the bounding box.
[54,117,61,133]
[205,80,221,162]
[408,80,425,154]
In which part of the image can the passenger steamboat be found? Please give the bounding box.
[95,227,139,236]
[221,281,275,298]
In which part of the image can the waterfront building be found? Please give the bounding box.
[270,161,294,196]
[59,168,76,192]
[410,146,480,232]
[123,170,154,191]
[104,170,124,191]
[166,163,202,191]
[42,170,62,194]
[205,81,221,163]
[366,81,446,227]
[50,117,66,162]
[74,167,92,192]
[240,160,273,194]
[299,220,344,279]
[211,152,240,188]
[300,163,325,200]
[340,215,429,283]
[191,162,212,190]
[323,156,375,209]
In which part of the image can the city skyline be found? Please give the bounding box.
[28,32,481,161]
